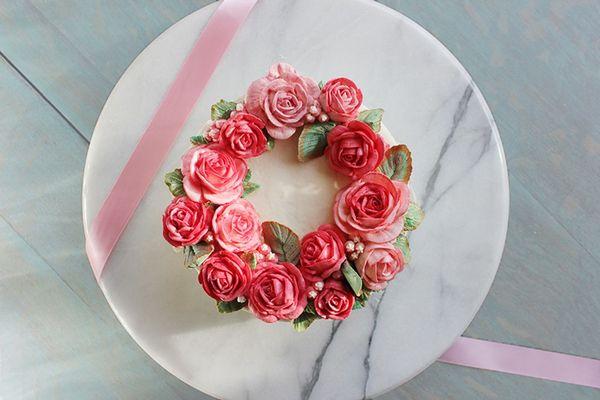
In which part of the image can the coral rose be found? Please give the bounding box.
[162,196,213,247]
[181,144,248,204]
[325,120,385,179]
[212,199,262,253]
[246,63,320,139]
[355,243,405,290]
[319,77,363,122]
[299,224,346,284]
[247,261,307,322]
[333,172,410,243]
[198,251,252,301]
[313,279,355,320]
[219,112,268,159]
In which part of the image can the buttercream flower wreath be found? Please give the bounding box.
[162,63,424,331]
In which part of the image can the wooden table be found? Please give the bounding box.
[0,1,598,399]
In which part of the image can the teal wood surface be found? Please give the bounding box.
[0,1,598,399]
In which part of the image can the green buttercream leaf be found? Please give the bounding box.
[394,234,411,264]
[357,108,384,132]
[378,144,413,183]
[292,310,319,332]
[242,252,257,269]
[190,135,209,145]
[404,202,424,231]
[352,289,372,310]
[297,122,336,162]
[342,260,363,296]
[262,221,300,265]
[267,135,275,151]
[318,80,325,90]
[210,99,237,120]
[242,182,260,197]
[183,243,214,269]
[164,168,185,197]
[216,300,245,314]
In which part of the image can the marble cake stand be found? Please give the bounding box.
[82,1,509,399]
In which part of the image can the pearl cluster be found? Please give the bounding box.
[305,101,328,124]
[255,243,277,262]
[345,236,365,260]
[308,280,324,299]
[204,119,224,142]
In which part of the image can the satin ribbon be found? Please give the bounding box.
[440,337,600,389]
[85,0,600,391]
[85,0,257,280]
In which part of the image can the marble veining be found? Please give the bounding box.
[82,1,509,399]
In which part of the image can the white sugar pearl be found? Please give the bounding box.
[266,252,277,261]
[308,290,318,299]
[345,240,355,252]
[350,252,359,260]
[235,103,244,111]
[309,105,318,115]
[259,243,270,254]
[237,296,247,303]
[318,113,329,122]
[355,242,365,253]
[255,253,265,261]
[205,233,214,243]
[314,281,324,291]
[306,114,315,123]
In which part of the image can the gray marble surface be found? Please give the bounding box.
[0,1,599,399]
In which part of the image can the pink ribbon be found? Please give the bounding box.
[85,0,600,391]
[441,337,600,389]
[85,0,257,281]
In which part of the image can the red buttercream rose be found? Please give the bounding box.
[181,144,248,204]
[247,261,307,323]
[219,112,268,159]
[299,224,346,284]
[162,196,213,247]
[198,251,252,301]
[313,279,355,320]
[319,77,363,122]
[212,199,262,253]
[325,120,385,180]
[333,172,409,243]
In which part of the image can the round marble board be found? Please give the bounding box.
[82,1,509,399]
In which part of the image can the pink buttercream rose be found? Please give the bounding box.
[219,112,268,159]
[325,120,385,179]
[247,261,307,323]
[299,224,346,284]
[319,77,363,122]
[198,251,252,301]
[333,172,410,243]
[162,196,213,247]
[212,199,262,253]
[246,63,320,139]
[181,144,248,204]
[355,243,405,290]
[314,279,355,320]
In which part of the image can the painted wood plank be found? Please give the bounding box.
[0,0,214,139]
[0,57,208,400]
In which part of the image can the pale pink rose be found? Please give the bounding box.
[299,224,346,284]
[246,63,320,139]
[325,120,385,179]
[181,144,248,204]
[333,172,410,243]
[162,196,213,247]
[198,251,252,302]
[212,199,262,252]
[313,279,355,320]
[319,77,363,122]
[355,243,405,290]
[247,261,307,322]
[219,112,268,159]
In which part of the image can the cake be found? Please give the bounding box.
[161,63,424,331]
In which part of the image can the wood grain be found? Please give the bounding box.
[0,0,598,399]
